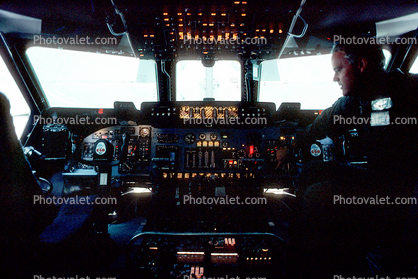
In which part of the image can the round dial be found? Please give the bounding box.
[210,133,218,140]
[236,148,247,158]
[139,127,150,138]
[184,133,196,144]
[199,133,206,140]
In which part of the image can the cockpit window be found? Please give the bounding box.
[259,55,341,110]
[26,47,158,109]
[0,56,30,138]
[259,51,392,110]
[176,60,241,101]
[409,56,418,74]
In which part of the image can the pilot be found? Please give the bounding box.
[292,41,418,276]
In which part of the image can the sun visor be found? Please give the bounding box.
[0,9,41,35]
[376,12,418,38]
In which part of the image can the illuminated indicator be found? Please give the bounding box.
[98,108,104,114]
[249,145,254,155]
[211,253,238,256]
[177,251,205,255]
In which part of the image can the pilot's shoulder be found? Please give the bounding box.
[327,96,360,115]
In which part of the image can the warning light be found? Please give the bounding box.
[98,108,104,114]
[249,145,254,155]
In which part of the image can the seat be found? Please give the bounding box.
[0,93,99,277]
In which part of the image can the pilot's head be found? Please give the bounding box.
[331,41,386,97]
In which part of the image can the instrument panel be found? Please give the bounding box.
[81,125,152,174]
[61,101,300,186]
[78,125,297,178]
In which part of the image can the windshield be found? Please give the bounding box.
[26,47,158,109]
[176,60,241,101]
[0,55,30,138]
[259,50,392,110]
[259,54,341,110]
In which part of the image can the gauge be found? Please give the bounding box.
[139,127,151,138]
[184,133,196,144]
[236,148,247,158]
[210,133,217,140]
[199,133,206,140]
[120,161,135,173]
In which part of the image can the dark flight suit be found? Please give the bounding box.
[294,70,418,276]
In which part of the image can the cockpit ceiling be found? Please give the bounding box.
[1,0,418,59]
